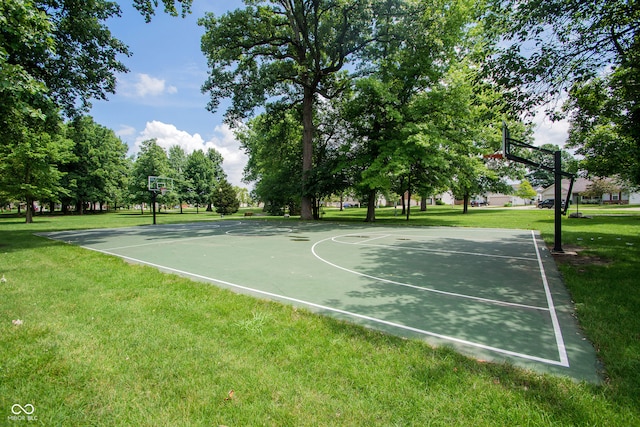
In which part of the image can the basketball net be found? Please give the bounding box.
[483,153,504,169]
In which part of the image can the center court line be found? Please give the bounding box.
[313,234,548,311]
[81,245,569,367]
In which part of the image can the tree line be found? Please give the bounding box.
[0,114,241,222]
[1,0,637,223]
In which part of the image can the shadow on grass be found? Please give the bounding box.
[0,230,62,253]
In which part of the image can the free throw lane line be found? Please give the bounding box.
[531,230,569,367]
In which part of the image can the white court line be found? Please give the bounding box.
[531,230,570,367]
[313,235,549,311]
[81,245,568,367]
[352,234,391,244]
[104,233,223,251]
[333,235,536,262]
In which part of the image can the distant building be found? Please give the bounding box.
[540,177,639,205]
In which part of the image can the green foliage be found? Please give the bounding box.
[0,0,230,218]
[132,0,192,22]
[0,126,72,222]
[199,1,374,121]
[522,144,577,188]
[515,180,537,201]
[129,139,170,209]
[183,149,224,210]
[238,106,303,214]
[168,145,190,210]
[565,71,640,186]
[62,116,129,213]
[582,178,620,201]
[485,0,638,110]
[1,211,639,424]
[200,0,386,219]
[212,178,240,215]
[486,0,640,187]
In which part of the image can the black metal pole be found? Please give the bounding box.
[553,150,563,253]
[152,191,157,225]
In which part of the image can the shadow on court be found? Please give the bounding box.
[40,220,601,382]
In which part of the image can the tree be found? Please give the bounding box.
[2,0,130,117]
[132,0,192,22]
[336,0,474,221]
[340,78,403,222]
[582,178,620,205]
[130,139,170,214]
[485,0,640,186]
[235,186,252,207]
[0,0,197,221]
[523,144,578,188]
[0,0,71,223]
[515,180,537,203]
[205,148,227,211]
[200,0,377,219]
[212,179,240,215]
[238,105,303,215]
[564,73,640,186]
[0,126,72,223]
[62,116,129,213]
[183,150,218,213]
[168,145,189,213]
[485,0,638,112]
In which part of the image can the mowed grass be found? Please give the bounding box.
[1,206,639,425]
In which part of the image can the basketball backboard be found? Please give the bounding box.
[148,176,174,193]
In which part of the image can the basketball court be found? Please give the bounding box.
[41,220,601,382]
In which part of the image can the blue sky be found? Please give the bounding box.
[89,1,569,188]
[89,1,247,186]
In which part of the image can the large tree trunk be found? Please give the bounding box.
[365,189,376,222]
[300,85,314,220]
[25,199,34,223]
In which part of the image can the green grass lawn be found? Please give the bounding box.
[1,206,639,425]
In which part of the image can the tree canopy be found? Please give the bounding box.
[200,0,385,219]
[486,0,640,187]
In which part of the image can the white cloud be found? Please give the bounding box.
[532,111,570,148]
[134,121,205,152]
[120,73,178,98]
[115,125,137,138]
[133,121,248,188]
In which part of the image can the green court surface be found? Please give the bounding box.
[41,220,601,382]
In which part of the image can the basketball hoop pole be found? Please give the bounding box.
[148,176,173,225]
[151,190,157,225]
[501,123,574,253]
[553,150,563,253]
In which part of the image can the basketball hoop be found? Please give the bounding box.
[483,153,504,160]
[160,187,167,196]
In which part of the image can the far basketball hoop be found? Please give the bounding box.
[483,153,504,160]
[148,176,174,193]
[148,176,174,225]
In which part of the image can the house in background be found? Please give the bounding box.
[540,177,640,205]
[482,183,540,207]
